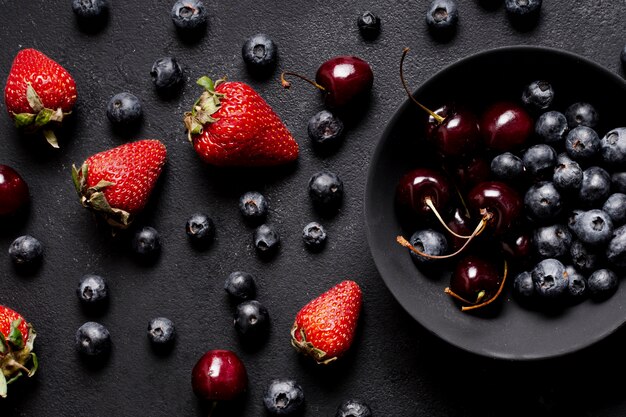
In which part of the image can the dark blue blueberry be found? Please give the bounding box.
[263,379,305,416]
[234,300,270,340]
[72,0,108,19]
[308,110,344,148]
[569,240,602,273]
[504,0,542,17]
[490,152,526,181]
[242,34,278,72]
[535,111,568,144]
[186,213,215,245]
[426,0,458,33]
[77,274,108,305]
[336,399,372,417]
[565,102,599,129]
[565,265,587,298]
[553,158,583,191]
[357,11,381,39]
[533,224,571,258]
[8,235,43,266]
[151,57,183,91]
[578,166,611,206]
[408,229,448,266]
[75,322,111,357]
[522,80,554,111]
[522,144,556,179]
[573,209,613,246]
[224,271,257,301]
[612,172,626,193]
[147,317,176,345]
[606,224,626,268]
[556,152,574,165]
[603,193,626,225]
[567,210,584,233]
[600,128,626,167]
[587,269,618,300]
[239,191,269,223]
[253,224,280,256]
[524,181,562,221]
[513,271,534,298]
[309,171,344,209]
[531,258,568,298]
[302,222,327,251]
[132,226,161,259]
[171,0,207,31]
[106,92,142,126]
[565,126,600,162]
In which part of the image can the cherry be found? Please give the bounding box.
[281,56,373,108]
[448,155,490,190]
[192,349,248,413]
[480,101,533,152]
[445,255,507,311]
[500,231,532,261]
[447,207,474,251]
[467,181,523,236]
[395,168,451,218]
[0,164,29,217]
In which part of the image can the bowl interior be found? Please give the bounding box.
[365,46,626,360]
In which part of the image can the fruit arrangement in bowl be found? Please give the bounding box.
[365,46,626,360]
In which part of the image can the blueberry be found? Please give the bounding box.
[75,322,111,357]
[565,102,599,129]
[606,224,626,268]
[357,11,381,39]
[224,271,257,301]
[71,0,108,19]
[600,128,626,166]
[524,182,562,221]
[513,271,535,299]
[242,34,278,72]
[490,152,526,181]
[565,126,600,162]
[522,80,554,111]
[309,171,344,209]
[569,240,602,273]
[8,235,43,266]
[186,213,215,245]
[263,379,305,416]
[302,222,327,251]
[150,57,183,92]
[336,399,372,417]
[522,144,556,179]
[307,110,344,148]
[234,300,270,340]
[612,172,626,193]
[556,152,574,165]
[408,229,448,266]
[587,269,618,300]
[531,258,568,298]
[239,191,269,223]
[504,0,542,18]
[533,224,571,258]
[106,92,142,126]
[425,0,458,33]
[572,209,614,246]
[553,158,583,191]
[132,226,161,259]
[535,111,568,144]
[565,265,587,298]
[254,224,280,256]
[567,210,584,234]
[77,274,108,305]
[603,193,626,225]
[578,166,611,206]
[147,317,176,345]
[171,0,207,31]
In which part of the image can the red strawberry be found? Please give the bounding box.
[291,280,362,364]
[4,48,77,148]
[72,139,167,229]
[0,305,38,398]
[183,76,298,167]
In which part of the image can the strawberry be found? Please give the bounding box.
[183,76,298,166]
[291,280,362,364]
[4,48,77,148]
[72,139,167,229]
[0,305,38,398]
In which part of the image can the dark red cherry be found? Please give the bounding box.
[501,232,532,261]
[447,207,473,251]
[467,181,523,236]
[449,155,490,190]
[396,168,451,217]
[191,349,248,402]
[426,105,480,158]
[480,101,533,152]
[449,255,502,304]
[0,164,30,216]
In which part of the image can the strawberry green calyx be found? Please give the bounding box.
[290,324,337,365]
[183,76,226,142]
[0,319,38,398]
[72,163,133,229]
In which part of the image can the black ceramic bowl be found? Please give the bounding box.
[365,46,626,360]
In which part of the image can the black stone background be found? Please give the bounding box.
[0,1,625,416]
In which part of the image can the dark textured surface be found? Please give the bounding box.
[0,1,625,416]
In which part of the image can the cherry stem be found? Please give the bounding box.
[207,401,217,417]
[459,260,508,312]
[280,71,326,92]
[425,197,473,239]
[399,48,445,124]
